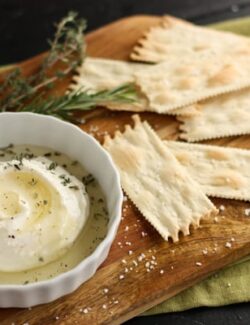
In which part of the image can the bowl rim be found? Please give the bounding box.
[0,112,123,291]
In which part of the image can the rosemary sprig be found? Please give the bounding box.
[20,83,138,121]
[0,11,86,112]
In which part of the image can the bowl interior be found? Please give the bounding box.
[0,112,122,225]
[0,112,122,283]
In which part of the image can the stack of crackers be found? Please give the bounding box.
[71,16,250,241]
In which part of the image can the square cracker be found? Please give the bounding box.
[69,57,151,112]
[103,115,216,241]
[167,141,250,201]
[131,15,250,63]
[178,88,250,141]
[134,54,250,112]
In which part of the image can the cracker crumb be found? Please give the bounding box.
[219,205,225,211]
[55,316,60,320]
[225,242,232,248]
[245,208,250,216]
[196,262,202,266]
[227,282,232,287]
[128,250,133,255]
[160,269,164,274]
[138,253,146,262]
[83,308,89,314]
[102,304,107,309]
[119,274,125,280]
[103,288,109,294]
[214,216,218,223]
[132,260,138,267]
[202,248,208,255]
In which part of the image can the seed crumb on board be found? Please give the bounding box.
[138,253,146,262]
[196,262,202,266]
[219,205,225,211]
[245,208,250,216]
[225,242,232,248]
[202,248,208,255]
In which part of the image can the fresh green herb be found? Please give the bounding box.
[44,152,52,157]
[59,174,71,185]
[0,11,86,112]
[69,185,79,190]
[82,173,95,186]
[19,83,137,122]
[13,164,21,170]
[48,162,57,170]
[29,178,37,186]
[0,12,138,122]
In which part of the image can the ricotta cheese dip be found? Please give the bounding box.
[0,157,89,272]
[0,145,109,284]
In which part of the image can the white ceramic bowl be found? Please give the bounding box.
[0,112,123,307]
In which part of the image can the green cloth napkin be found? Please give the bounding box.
[145,16,250,315]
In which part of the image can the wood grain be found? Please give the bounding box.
[1,15,250,325]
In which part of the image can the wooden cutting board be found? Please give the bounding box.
[1,15,250,325]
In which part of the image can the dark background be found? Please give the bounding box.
[1,0,250,324]
[2,0,250,64]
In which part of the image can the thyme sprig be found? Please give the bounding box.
[20,83,137,121]
[0,11,86,112]
[0,12,138,121]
